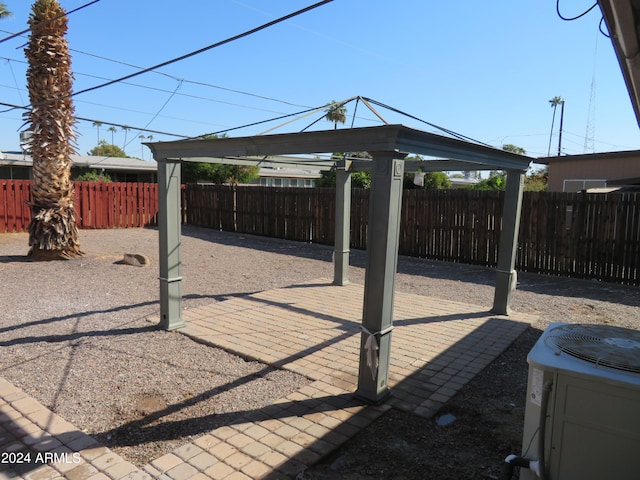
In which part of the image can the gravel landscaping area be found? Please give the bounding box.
[1,225,639,477]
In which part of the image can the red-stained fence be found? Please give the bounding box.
[0,180,159,232]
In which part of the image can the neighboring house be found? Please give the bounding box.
[538,150,640,192]
[449,176,480,189]
[251,166,321,187]
[0,151,157,182]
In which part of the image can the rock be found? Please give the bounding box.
[123,253,151,267]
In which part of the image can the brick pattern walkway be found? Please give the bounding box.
[0,280,536,479]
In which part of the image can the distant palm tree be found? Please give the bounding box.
[92,121,103,144]
[547,96,563,156]
[108,125,117,144]
[25,0,80,259]
[139,134,146,159]
[0,3,12,18]
[121,125,130,150]
[324,101,347,129]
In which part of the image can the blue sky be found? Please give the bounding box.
[1,0,639,162]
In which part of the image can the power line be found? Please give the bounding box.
[361,97,495,147]
[0,56,297,116]
[1,0,332,114]
[67,49,311,108]
[556,1,598,21]
[0,42,312,110]
[70,0,333,98]
[0,101,190,139]
[0,0,101,45]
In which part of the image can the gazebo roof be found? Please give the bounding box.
[146,124,531,173]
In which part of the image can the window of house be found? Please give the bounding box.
[563,179,607,192]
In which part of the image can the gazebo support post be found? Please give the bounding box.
[355,151,405,404]
[158,159,185,331]
[492,169,525,315]
[334,159,352,286]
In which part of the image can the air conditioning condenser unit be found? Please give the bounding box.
[520,322,640,480]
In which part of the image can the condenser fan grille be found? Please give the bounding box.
[544,324,640,374]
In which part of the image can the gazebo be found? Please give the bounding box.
[147,123,531,404]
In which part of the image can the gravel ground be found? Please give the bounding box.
[1,225,639,476]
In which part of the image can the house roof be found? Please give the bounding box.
[0,152,157,172]
[598,0,640,126]
[147,124,532,173]
[537,149,640,164]
[258,167,321,179]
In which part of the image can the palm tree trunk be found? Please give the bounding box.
[557,101,565,156]
[25,0,81,259]
[547,105,557,157]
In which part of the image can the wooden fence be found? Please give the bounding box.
[0,180,159,232]
[184,185,640,285]
[2,181,639,285]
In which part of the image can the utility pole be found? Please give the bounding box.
[557,99,565,156]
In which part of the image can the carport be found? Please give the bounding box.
[147,124,531,404]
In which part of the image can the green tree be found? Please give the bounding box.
[404,171,451,189]
[318,169,374,188]
[88,140,127,157]
[471,173,506,190]
[467,144,526,191]
[74,168,111,182]
[24,0,81,259]
[317,151,372,188]
[525,166,548,192]
[182,163,259,184]
[502,143,527,155]
[324,100,347,129]
[316,169,335,188]
[180,134,258,184]
[0,3,11,18]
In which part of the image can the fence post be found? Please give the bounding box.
[492,169,525,315]
[158,159,185,331]
[334,159,352,285]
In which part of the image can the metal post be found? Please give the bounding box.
[158,159,185,330]
[492,169,525,315]
[334,159,352,286]
[355,151,405,404]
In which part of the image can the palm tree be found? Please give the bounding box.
[92,121,102,145]
[24,0,81,259]
[139,134,146,159]
[547,96,563,156]
[324,100,347,129]
[108,125,117,144]
[0,3,12,18]
[121,125,130,151]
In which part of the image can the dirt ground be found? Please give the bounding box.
[300,326,540,480]
[1,226,639,479]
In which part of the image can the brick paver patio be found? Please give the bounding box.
[0,279,536,479]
